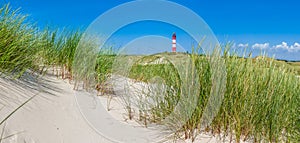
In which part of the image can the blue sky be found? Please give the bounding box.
[2,0,300,60]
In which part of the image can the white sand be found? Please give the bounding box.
[0,73,248,143]
[0,73,110,143]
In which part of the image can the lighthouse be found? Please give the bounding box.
[172,33,176,52]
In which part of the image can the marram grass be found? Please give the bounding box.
[1,3,299,143]
[124,47,300,142]
[0,4,39,77]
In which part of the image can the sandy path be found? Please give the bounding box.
[0,73,109,143]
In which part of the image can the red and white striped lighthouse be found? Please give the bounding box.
[172,32,176,52]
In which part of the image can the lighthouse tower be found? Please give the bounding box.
[172,33,176,52]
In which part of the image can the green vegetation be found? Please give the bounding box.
[0,4,39,77]
[125,50,300,142]
[95,47,116,85]
[287,62,300,75]
[37,28,82,79]
[1,3,299,143]
[0,4,83,79]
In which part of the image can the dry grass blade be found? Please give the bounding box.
[0,94,37,125]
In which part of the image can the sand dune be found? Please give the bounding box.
[0,72,246,143]
[0,73,110,143]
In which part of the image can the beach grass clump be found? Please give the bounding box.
[0,4,39,77]
[72,35,102,90]
[211,50,300,142]
[95,47,116,85]
[129,56,181,124]
[121,46,300,142]
[37,28,82,80]
[287,62,300,75]
[0,4,82,79]
[94,53,116,94]
[57,30,82,79]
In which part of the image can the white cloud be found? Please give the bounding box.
[290,43,300,52]
[237,43,249,48]
[252,43,270,49]
[274,42,289,49]
[233,42,300,53]
[294,42,300,47]
[273,42,300,52]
